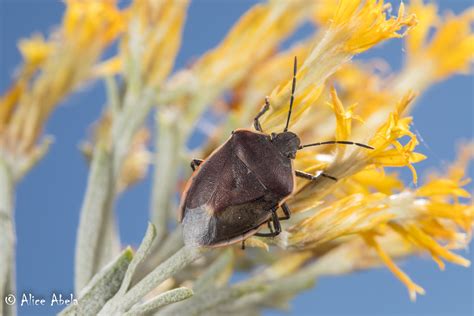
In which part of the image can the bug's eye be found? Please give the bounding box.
[231,130,235,134]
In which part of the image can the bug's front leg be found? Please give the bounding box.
[253,96,270,132]
[190,159,204,171]
[295,170,338,182]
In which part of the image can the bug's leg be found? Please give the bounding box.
[255,210,281,237]
[190,158,204,171]
[267,220,274,233]
[271,210,281,234]
[295,170,338,182]
[279,203,291,221]
[253,97,270,132]
[241,240,246,250]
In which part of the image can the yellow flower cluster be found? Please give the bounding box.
[406,1,473,80]
[260,0,417,132]
[271,141,472,301]
[0,0,124,179]
[394,0,474,95]
[330,0,417,53]
[98,0,189,88]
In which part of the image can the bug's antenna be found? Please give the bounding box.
[298,140,374,150]
[284,56,297,132]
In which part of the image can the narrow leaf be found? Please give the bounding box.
[123,287,193,316]
[118,222,157,295]
[60,248,133,316]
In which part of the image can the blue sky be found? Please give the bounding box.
[0,1,472,315]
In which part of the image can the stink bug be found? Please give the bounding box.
[179,57,373,248]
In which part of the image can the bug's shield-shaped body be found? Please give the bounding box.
[179,129,295,247]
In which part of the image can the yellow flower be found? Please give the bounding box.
[193,1,308,90]
[393,1,474,94]
[405,0,438,55]
[18,35,53,70]
[229,42,312,131]
[328,86,363,142]
[156,0,314,139]
[290,90,424,212]
[119,0,190,87]
[260,0,416,132]
[330,0,417,53]
[63,0,124,47]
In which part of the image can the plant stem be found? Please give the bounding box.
[151,109,183,244]
[160,279,267,316]
[75,85,154,293]
[0,158,16,316]
[99,246,203,314]
[75,145,114,293]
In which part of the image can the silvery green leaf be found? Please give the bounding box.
[123,287,193,316]
[118,222,157,296]
[60,248,133,316]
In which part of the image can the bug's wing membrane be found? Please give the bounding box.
[232,130,294,197]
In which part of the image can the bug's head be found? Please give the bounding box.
[271,132,301,159]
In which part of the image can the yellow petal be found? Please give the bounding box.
[328,86,355,141]
[363,232,425,301]
[406,225,471,267]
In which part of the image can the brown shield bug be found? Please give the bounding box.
[178,57,373,248]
